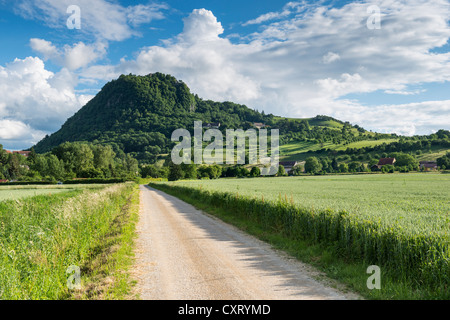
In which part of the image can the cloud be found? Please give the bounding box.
[384,89,427,95]
[242,2,303,26]
[333,99,450,136]
[181,8,224,42]
[0,57,92,149]
[10,0,449,147]
[83,8,262,102]
[322,52,340,64]
[14,0,168,41]
[126,3,168,27]
[29,38,59,61]
[30,38,107,70]
[0,120,41,140]
[80,1,450,136]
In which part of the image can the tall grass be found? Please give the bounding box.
[150,182,450,298]
[0,183,134,299]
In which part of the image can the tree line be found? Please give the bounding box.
[139,149,450,182]
[0,142,138,182]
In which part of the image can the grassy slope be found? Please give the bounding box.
[279,138,402,161]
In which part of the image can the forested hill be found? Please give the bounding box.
[34,73,272,162]
[33,73,395,163]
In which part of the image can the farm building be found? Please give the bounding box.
[253,123,266,129]
[419,161,438,170]
[203,122,221,129]
[375,158,396,170]
[14,151,31,157]
[0,179,8,183]
[4,150,31,157]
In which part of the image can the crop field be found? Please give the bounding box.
[0,185,105,202]
[169,174,449,234]
[152,173,450,298]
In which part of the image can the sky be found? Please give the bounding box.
[0,0,449,150]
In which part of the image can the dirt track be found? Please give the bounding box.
[131,185,359,300]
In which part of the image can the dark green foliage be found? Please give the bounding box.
[290,165,304,176]
[250,166,261,177]
[33,73,274,163]
[168,161,184,181]
[277,165,286,176]
[31,72,421,166]
[198,165,222,179]
[381,164,395,173]
[391,152,419,169]
[437,152,450,169]
[304,157,321,174]
[0,141,138,182]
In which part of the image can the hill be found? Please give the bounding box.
[33,73,448,164]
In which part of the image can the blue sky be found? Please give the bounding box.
[0,0,449,150]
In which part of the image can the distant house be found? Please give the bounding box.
[375,158,396,170]
[4,150,31,157]
[203,122,221,129]
[419,161,437,171]
[253,123,266,129]
[14,151,31,157]
[279,161,298,174]
[0,179,8,183]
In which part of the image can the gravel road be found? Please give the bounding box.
[131,185,359,300]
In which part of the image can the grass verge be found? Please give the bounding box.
[0,182,138,300]
[72,183,140,300]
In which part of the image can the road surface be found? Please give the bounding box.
[131,185,359,300]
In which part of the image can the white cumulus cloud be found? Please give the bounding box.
[0,57,93,149]
[30,38,107,70]
[14,0,168,41]
[81,2,450,136]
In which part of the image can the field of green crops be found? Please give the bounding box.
[170,174,450,237]
[152,173,450,298]
[0,185,105,202]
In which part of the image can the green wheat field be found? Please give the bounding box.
[155,173,450,298]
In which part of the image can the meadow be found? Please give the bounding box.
[0,184,105,202]
[151,173,450,299]
[279,138,399,161]
[0,183,137,299]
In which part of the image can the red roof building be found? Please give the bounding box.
[4,150,31,157]
[373,158,396,170]
[13,151,31,157]
[419,161,437,170]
